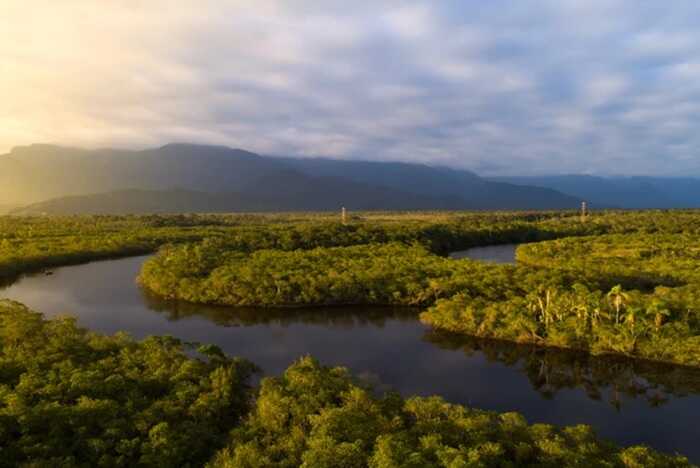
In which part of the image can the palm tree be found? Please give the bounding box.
[624,305,643,329]
[607,285,629,325]
[646,298,671,332]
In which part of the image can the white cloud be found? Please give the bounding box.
[382,4,436,40]
[583,75,628,107]
[1,0,700,175]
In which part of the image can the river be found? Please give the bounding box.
[1,244,699,461]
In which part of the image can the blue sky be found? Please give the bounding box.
[2,0,700,175]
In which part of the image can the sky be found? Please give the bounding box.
[2,0,700,176]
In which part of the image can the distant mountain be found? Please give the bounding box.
[491,175,700,209]
[13,183,464,215]
[0,143,282,205]
[0,143,583,213]
[13,189,262,215]
[277,157,581,210]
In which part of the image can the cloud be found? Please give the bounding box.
[1,0,700,175]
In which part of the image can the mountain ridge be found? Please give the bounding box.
[491,175,700,209]
[1,143,584,213]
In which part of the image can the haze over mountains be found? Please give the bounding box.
[491,176,700,210]
[3,143,580,214]
[2,143,700,214]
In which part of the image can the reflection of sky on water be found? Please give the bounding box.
[2,254,699,461]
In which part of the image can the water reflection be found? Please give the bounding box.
[142,291,419,328]
[144,290,700,411]
[426,331,700,410]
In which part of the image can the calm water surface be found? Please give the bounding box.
[2,248,700,461]
[450,244,518,263]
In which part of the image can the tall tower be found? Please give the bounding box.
[341,206,347,224]
[581,201,588,222]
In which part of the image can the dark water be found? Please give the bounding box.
[450,243,518,263]
[2,253,700,461]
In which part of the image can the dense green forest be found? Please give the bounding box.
[0,300,257,467]
[3,211,700,464]
[208,355,688,468]
[138,242,527,306]
[0,211,573,281]
[0,301,691,467]
[5,211,700,367]
[132,210,609,309]
[133,211,700,366]
[422,233,700,366]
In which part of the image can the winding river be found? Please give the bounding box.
[2,244,700,461]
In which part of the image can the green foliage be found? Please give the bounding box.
[139,242,527,306]
[0,215,224,284]
[208,357,691,468]
[4,211,700,463]
[422,233,700,367]
[131,212,700,366]
[0,302,693,466]
[5,209,683,285]
[0,300,257,467]
[0,211,582,285]
[516,233,700,287]
[131,210,604,307]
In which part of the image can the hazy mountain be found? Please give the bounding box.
[274,157,582,210]
[1,143,583,213]
[0,143,282,205]
[13,183,465,215]
[491,175,700,209]
[276,157,484,199]
[13,190,263,215]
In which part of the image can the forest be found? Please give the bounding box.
[0,300,691,467]
[3,210,700,465]
[422,232,700,367]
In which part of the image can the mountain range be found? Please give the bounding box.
[3,143,579,214]
[490,175,700,209]
[2,143,699,214]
